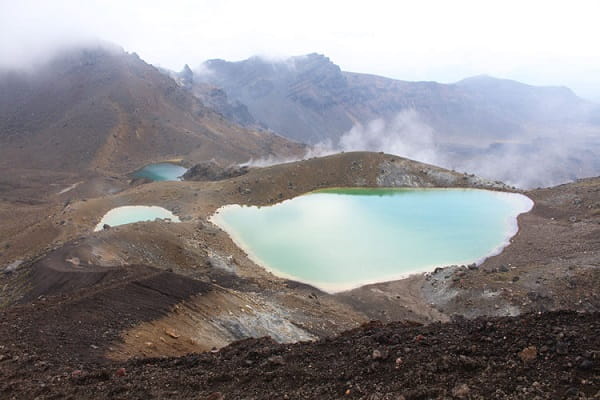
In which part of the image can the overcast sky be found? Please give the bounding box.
[1,0,600,101]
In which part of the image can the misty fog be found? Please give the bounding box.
[2,1,600,101]
[243,109,599,189]
[328,111,600,189]
[1,1,599,189]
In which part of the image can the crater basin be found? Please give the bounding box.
[210,188,533,293]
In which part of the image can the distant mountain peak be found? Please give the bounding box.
[456,74,497,83]
[179,64,194,89]
[291,53,340,73]
[459,74,583,104]
[200,53,340,74]
[181,64,193,74]
[292,53,331,62]
[457,74,576,94]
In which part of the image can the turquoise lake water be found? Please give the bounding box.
[94,206,180,231]
[211,188,533,293]
[132,163,187,181]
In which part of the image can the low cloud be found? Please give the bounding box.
[454,138,600,189]
[335,110,440,165]
[244,109,599,189]
[242,110,444,169]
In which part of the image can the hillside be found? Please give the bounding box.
[194,54,600,187]
[0,45,302,175]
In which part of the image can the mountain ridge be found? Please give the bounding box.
[191,53,600,187]
[195,53,600,141]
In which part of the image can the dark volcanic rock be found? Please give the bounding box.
[1,310,599,399]
[182,161,248,182]
[191,84,257,127]
[179,64,194,90]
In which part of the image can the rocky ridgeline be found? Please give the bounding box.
[376,158,512,190]
[182,161,249,182]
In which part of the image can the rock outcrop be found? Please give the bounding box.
[182,161,249,182]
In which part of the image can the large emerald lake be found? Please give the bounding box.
[211,188,533,293]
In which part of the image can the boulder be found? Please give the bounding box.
[3,259,22,274]
[518,346,537,363]
[451,383,470,398]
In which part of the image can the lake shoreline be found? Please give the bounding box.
[210,188,533,293]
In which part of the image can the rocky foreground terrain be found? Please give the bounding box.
[0,152,598,399]
[1,311,598,399]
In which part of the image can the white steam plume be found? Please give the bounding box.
[242,109,599,189]
[242,109,444,168]
[335,110,440,165]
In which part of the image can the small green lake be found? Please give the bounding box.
[210,188,533,293]
[94,206,180,231]
[132,163,187,181]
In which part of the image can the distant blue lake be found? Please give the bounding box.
[211,188,533,293]
[132,163,187,181]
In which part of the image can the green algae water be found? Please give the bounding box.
[132,163,187,181]
[211,188,533,293]
[94,206,180,231]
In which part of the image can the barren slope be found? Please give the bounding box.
[0,44,302,175]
